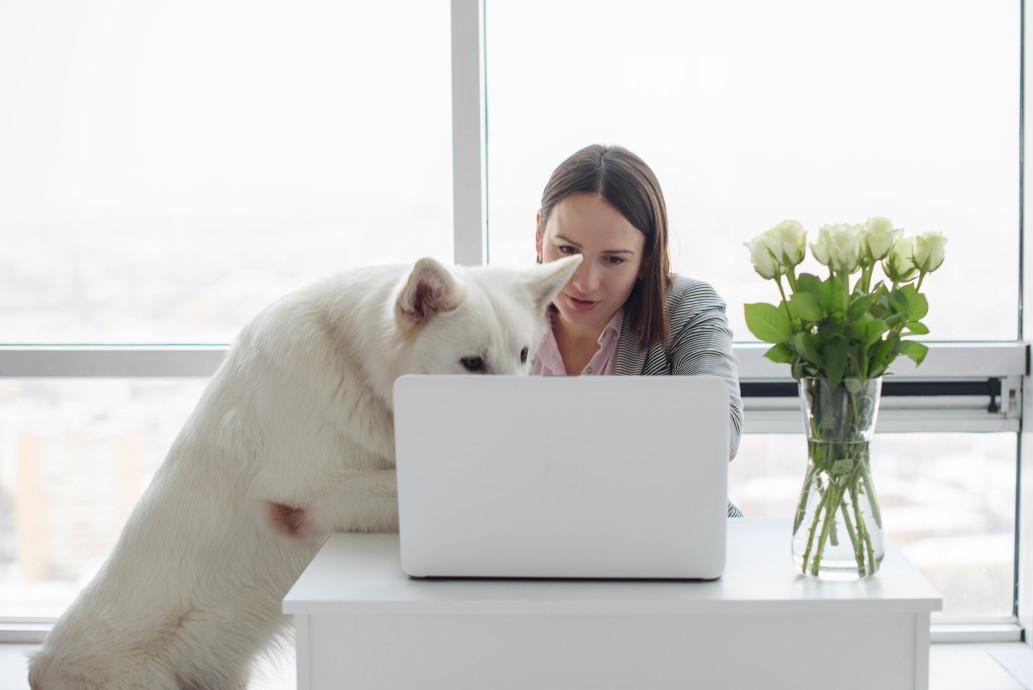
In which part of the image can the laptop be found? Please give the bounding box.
[393,375,730,580]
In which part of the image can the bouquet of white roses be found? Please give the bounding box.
[744,218,946,387]
[744,218,946,577]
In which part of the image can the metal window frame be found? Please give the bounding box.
[0,342,1025,437]
[739,342,1028,434]
[451,0,487,266]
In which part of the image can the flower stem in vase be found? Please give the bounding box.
[800,471,828,571]
[839,497,862,571]
[849,481,875,576]
[792,379,886,578]
[810,482,843,576]
[859,456,883,529]
[793,461,820,534]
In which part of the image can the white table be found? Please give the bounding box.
[283,518,942,690]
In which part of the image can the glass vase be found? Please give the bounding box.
[792,377,884,579]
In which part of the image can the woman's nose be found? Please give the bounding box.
[570,260,599,294]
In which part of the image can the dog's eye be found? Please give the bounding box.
[460,356,485,372]
[520,347,529,363]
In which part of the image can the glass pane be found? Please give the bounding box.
[730,432,1016,620]
[0,379,207,618]
[0,1,452,344]
[486,0,1019,341]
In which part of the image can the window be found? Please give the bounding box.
[0,0,453,344]
[485,0,1019,343]
[0,0,1029,639]
[485,0,1024,628]
[0,0,451,619]
[0,379,207,618]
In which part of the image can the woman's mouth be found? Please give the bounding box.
[565,294,599,311]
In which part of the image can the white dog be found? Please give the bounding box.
[28,255,581,690]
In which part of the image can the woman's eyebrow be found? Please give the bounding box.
[554,234,636,255]
[554,234,582,248]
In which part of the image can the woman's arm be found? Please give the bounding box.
[665,277,744,462]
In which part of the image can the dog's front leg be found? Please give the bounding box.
[265,468,399,539]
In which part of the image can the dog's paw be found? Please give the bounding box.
[265,501,320,540]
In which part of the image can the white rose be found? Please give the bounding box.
[810,223,862,273]
[762,220,807,268]
[861,217,902,262]
[884,236,919,283]
[745,235,781,279]
[913,231,947,272]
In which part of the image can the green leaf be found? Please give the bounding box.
[763,342,795,364]
[829,459,855,476]
[882,311,906,330]
[847,317,867,344]
[867,337,897,378]
[849,343,867,379]
[791,332,822,365]
[864,319,889,347]
[843,378,866,394]
[789,291,824,322]
[889,288,910,314]
[744,302,793,343]
[908,292,929,321]
[796,272,823,296]
[905,321,930,335]
[819,277,849,315]
[899,340,929,366]
[823,337,848,388]
[817,318,846,343]
[847,293,878,322]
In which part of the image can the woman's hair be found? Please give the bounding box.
[538,144,672,351]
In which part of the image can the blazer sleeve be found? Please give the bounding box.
[665,276,744,462]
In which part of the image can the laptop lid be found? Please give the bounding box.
[393,375,729,580]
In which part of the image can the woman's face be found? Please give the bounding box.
[536,193,646,336]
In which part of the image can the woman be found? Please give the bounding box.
[533,144,744,517]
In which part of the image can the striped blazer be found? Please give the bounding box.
[614,274,745,518]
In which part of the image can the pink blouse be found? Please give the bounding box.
[531,308,624,376]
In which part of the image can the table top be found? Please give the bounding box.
[284,518,942,617]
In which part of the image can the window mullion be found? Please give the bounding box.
[451,0,487,266]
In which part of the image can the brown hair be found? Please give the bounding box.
[537,144,672,351]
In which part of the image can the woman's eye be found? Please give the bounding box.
[558,245,578,255]
[460,356,485,372]
[605,256,625,265]
[520,347,529,363]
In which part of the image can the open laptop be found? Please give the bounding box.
[393,375,730,580]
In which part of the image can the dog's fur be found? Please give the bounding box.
[28,255,581,690]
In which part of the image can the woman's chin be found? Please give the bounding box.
[555,303,608,330]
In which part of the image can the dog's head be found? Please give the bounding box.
[393,255,581,376]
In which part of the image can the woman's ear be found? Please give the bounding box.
[535,213,544,263]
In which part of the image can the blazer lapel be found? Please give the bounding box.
[615,310,648,375]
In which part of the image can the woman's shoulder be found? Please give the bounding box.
[660,275,735,355]
[665,274,728,311]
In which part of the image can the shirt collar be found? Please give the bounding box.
[597,307,624,346]
[533,307,625,376]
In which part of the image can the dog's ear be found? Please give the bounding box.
[396,258,468,330]
[525,255,582,311]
